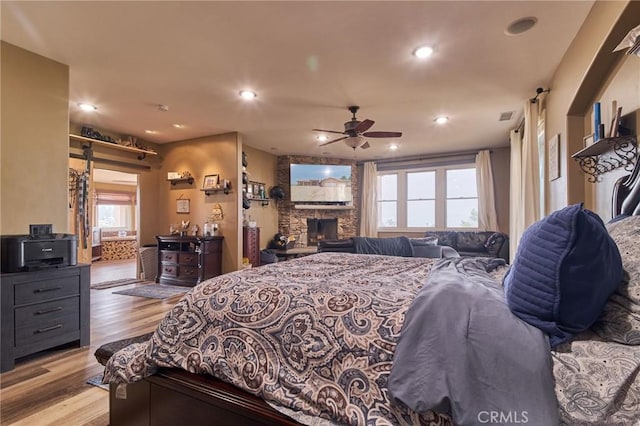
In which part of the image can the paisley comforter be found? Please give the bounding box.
[104,253,451,425]
[104,251,640,425]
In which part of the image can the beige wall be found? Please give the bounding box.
[158,133,242,273]
[1,42,69,234]
[545,1,639,217]
[242,145,278,248]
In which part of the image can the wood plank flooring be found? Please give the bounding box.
[0,260,179,425]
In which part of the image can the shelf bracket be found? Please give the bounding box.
[572,136,637,183]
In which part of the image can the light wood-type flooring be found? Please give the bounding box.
[0,260,179,425]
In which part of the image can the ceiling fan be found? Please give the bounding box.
[313,106,402,150]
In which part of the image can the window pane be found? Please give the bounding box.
[378,201,397,227]
[446,199,478,228]
[407,171,435,199]
[446,168,477,198]
[407,200,435,227]
[97,204,132,229]
[378,174,397,200]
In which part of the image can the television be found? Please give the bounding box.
[290,164,352,203]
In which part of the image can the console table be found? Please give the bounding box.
[1,264,90,372]
[156,235,223,287]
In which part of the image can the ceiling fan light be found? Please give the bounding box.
[345,136,366,149]
[413,45,433,59]
[317,135,328,142]
[434,116,449,125]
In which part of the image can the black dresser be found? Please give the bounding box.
[1,264,90,372]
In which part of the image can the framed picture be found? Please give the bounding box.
[548,134,560,181]
[176,198,190,214]
[583,133,594,148]
[202,174,219,190]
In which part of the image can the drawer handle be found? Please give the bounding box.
[35,307,63,315]
[34,287,62,293]
[35,324,63,334]
[164,267,174,273]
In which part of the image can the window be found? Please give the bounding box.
[96,204,133,229]
[377,165,477,230]
[95,191,136,230]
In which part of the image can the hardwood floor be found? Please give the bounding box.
[0,260,179,425]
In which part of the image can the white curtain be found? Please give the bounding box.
[475,150,499,232]
[359,162,378,237]
[509,101,541,262]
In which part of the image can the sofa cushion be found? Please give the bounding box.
[410,236,438,246]
[484,233,507,257]
[426,232,458,249]
[503,204,623,347]
[456,231,494,252]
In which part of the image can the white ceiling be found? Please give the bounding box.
[1,1,594,161]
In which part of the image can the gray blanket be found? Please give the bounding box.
[352,236,414,257]
[388,257,558,426]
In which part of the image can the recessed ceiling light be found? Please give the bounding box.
[172,124,185,128]
[144,130,157,134]
[413,45,434,59]
[317,135,329,142]
[505,17,538,36]
[239,90,257,100]
[78,103,97,112]
[389,144,398,150]
[434,116,449,125]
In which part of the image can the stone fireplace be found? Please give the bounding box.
[306,218,338,246]
[277,156,359,247]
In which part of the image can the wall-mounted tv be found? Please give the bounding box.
[290,164,352,203]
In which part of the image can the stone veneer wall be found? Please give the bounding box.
[277,156,359,246]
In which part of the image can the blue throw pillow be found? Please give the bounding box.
[503,203,623,347]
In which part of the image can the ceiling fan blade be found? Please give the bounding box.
[319,136,348,146]
[362,131,402,138]
[312,129,346,135]
[360,141,370,149]
[355,119,375,133]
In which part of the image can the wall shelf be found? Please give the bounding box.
[168,177,194,185]
[294,204,354,210]
[571,135,637,182]
[201,184,231,196]
[69,134,157,160]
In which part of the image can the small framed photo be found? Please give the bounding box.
[583,133,595,148]
[176,199,190,214]
[202,174,220,190]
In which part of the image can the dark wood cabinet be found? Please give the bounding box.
[243,227,260,267]
[1,264,90,372]
[155,235,223,287]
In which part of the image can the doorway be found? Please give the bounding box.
[91,169,139,283]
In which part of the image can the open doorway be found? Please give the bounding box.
[91,169,139,284]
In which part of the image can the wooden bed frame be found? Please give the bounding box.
[106,157,640,426]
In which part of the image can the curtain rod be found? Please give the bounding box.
[358,148,493,166]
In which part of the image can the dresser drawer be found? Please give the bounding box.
[15,297,79,328]
[178,252,198,265]
[160,264,178,277]
[14,299,79,347]
[161,251,178,263]
[178,265,199,279]
[14,276,80,305]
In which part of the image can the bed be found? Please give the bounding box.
[102,160,640,426]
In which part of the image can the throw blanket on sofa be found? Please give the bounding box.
[389,257,558,426]
[353,236,414,257]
